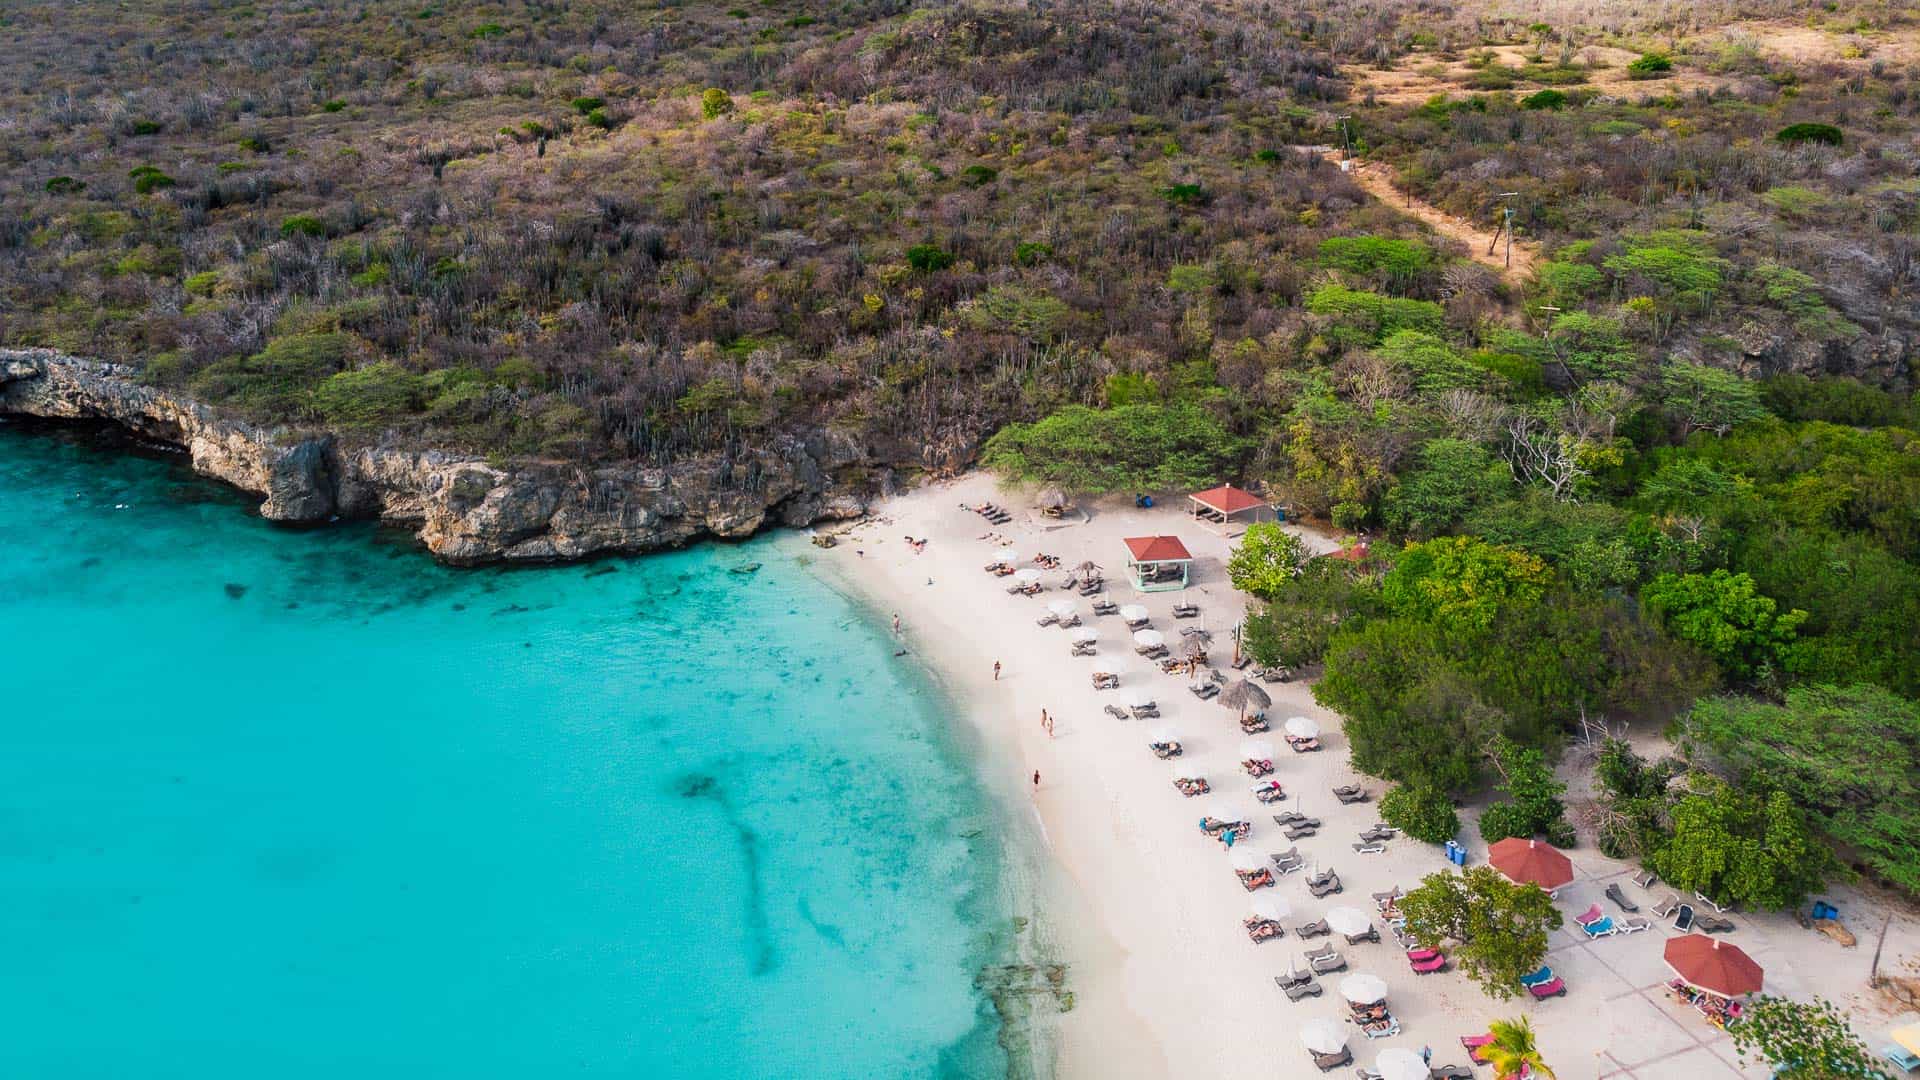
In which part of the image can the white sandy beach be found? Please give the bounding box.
[813,472,1920,1080]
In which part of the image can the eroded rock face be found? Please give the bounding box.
[0,349,873,563]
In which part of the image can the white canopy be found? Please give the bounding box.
[1339,972,1389,1005]
[1376,1048,1429,1080]
[1124,689,1156,709]
[1240,739,1275,761]
[1230,847,1266,872]
[1298,1019,1346,1055]
[1285,715,1321,740]
[1133,629,1166,648]
[1048,598,1079,619]
[1205,800,1240,823]
[1325,906,1372,937]
[1119,604,1149,622]
[1070,626,1099,644]
[1149,726,1179,746]
[1013,568,1043,585]
[1250,893,1292,922]
[991,552,1021,567]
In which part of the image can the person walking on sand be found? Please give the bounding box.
[993,661,1002,681]
[1032,770,1040,791]
[1042,709,1054,738]
[891,613,901,635]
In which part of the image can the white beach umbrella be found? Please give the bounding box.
[1298,1019,1346,1055]
[1149,725,1179,747]
[1285,715,1321,740]
[1230,847,1266,872]
[1205,800,1240,824]
[1376,1048,1429,1080]
[1070,626,1099,644]
[1250,893,1292,922]
[1133,628,1166,649]
[1119,603,1149,622]
[999,552,1023,566]
[1013,568,1043,585]
[1325,906,1372,937]
[1240,739,1275,761]
[1124,688,1157,709]
[1339,972,1389,1006]
[1048,598,1079,619]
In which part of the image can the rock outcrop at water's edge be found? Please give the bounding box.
[0,349,875,563]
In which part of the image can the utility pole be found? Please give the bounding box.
[1490,191,1519,268]
[1336,114,1352,162]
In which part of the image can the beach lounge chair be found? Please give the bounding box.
[1695,891,1730,914]
[1092,599,1118,615]
[1527,976,1567,999]
[1581,916,1618,938]
[1605,883,1639,912]
[1696,912,1736,934]
[1430,1066,1474,1080]
[1173,777,1210,797]
[1091,672,1118,689]
[1359,1017,1401,1039]
[1246,918,1285,943]
[1286,824,1319,841]
[1297,920,1332,939]
[1288,736,1322,753]
[1149,740,1182,759]
[1123,613,1151,630]
[1358,826,1396,842]
[1461,1034,1494,1065]
[1232,653,1252,670]
[1130,702,1159,719]
[1352,841,1386,855]
[1240,714,1271,734]
[1631,869,1658,889]
[1309,876,1342,898]
[1070,642,1096,657]
[1271,847,1305,873]
[1277,967,1313,988]
[1344,926,1380,944]
[1135,644,1168,659]
[1284,980,1322,1001]
[1304,942,1339,960]
[1173,601,1200,618]
[1189,682,1220,700]
[1237,868,1275,891]
[1310,1046,1352,1072]
[1332,785,1370,804]
[1519,966,1555,987]
[1274,813,1321,828]
[1574,903,1604,926]
[1310,950,1348,974]
[1244,757,1275,778]
[1409,950,1448,974]
[1035,613,1059,627]
[1357,1066,1384,1080]
[1651,894,1679,920]
[1372,887,1403,910]
[1617,917,1652,934]
[1674,904,1695,932]
[1254,783,1287,805]
[1256,666,1292,683]
[1103,704,1128,720]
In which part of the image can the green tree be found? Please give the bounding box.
[1382,536,1552,635]
[1379,784,1459,844]
[1728,996,1885,1079]
[1485,1017,1557,1080]
[1679,686,1920,895]
[1227,522,1306,600]
[982,402,1249,493]
[1381,438,1510,539]
[1241,558,1372,669]
[311,362,426,426]
[699,88,734,119]
[1317,235,1432,292]
[1592,739,1679,859]
[1641,570,1806,681]
[1314,618,1490,792]
[1661,362,1768,435]
[1477,735,1570,844]
[1399,867,1562,999]
[1648,778,1834,909]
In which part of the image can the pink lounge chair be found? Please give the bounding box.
[1574,903,1604,926]
[1410,951,1448,974]
[1406,948,1442,963]
[1527,976,1567,999]
[1461,1034,1493,1065]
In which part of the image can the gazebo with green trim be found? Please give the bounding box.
[1123,535,1194,593]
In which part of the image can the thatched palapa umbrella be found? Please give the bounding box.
[1219,678,1271,722]
[1037,487,1069,516]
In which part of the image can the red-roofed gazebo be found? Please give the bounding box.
[1122,535,1194,593]
[1188,484,1275,534]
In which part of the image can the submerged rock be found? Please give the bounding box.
[0,349,874,565]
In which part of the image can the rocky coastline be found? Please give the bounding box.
[0,348,876,564]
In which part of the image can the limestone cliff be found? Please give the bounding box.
[0,349,873,563]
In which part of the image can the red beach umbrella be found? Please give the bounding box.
[1486,837,1574,891]
[1664,935,1764,998]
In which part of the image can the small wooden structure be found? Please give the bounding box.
[1188,484,1275,534]
[1037,487,1069,518]
[1123,535,1194,593]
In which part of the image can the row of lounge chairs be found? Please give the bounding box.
[1034,611,1081,628]
[1520,964,1567,999]
[1288,734,1322,752]
[1332,784,1369,804]
[1091,599,1118,616]
[968,502,1014,525]
[1650,895,1735,933]
[1407,947,1448,974]
[1172,600,1200,618]
[1243,756,1274,777]
[1173,776,1209,797]
[1273,965,1322,1000]
[1307,868,1342,897]
[1574,903,1652,938]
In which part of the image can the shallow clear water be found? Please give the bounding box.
[0,422,1015,1078]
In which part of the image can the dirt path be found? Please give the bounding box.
[1310,147,1539,283]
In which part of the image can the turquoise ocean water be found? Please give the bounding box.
[0,421,1020,1078]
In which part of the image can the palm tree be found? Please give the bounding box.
[1485,1016,1555,1080]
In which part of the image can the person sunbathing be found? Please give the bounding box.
[1243,758,1274,776]
[1236,868,1274,890]
[1173,777,1210,796]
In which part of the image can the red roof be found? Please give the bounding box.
[1123,535,1194,562]
[1665,935,1764,997]
[1487,837,1574,891]
[1190,484,1267,515]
